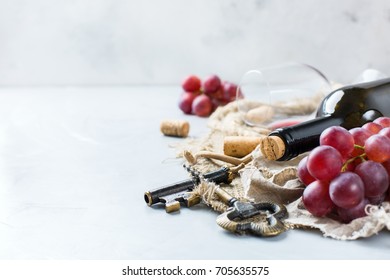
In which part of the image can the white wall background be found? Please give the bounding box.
[0,0,389,86]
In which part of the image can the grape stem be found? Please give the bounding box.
[341,145,367,172]
[354,144,365,150]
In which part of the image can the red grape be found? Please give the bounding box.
[349,127,373,156]
[297,156,316,186]
[349,127,373,146]
[203,75,221,94]
[222,82,239,102]
[365,134,390,163]
[205,84,224,100]
[381,160,390,202]
[182,75,201,92]
[320,126,354,158]
[192,95,212,117]
[302,180,334,217]
[178,91,197,114]
[337,198,369,223]
[354,160,389,197]
[362,122,383,134]
[382,160,390,179]
[379,127,390,139]
[211,98,228,112]
[368,194,386,205]
[374,116,390,128]
[329,172,364,209]
[306,146,343,181]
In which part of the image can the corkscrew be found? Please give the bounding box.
[183,164,288,237]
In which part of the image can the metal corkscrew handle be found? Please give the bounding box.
[144,166,233,213]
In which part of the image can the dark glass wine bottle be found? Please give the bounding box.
[261,77,390,161]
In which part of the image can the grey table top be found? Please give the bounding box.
[0,85,389,260]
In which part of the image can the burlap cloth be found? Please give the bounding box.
[179,98,390,240]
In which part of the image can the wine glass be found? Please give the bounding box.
[237,62,331,127]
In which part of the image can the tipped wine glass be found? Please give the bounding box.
[237,62,332,127]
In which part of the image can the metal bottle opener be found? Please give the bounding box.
[185,164,288,237]
[144,164,288,237]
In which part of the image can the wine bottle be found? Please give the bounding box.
[261,77,390,161]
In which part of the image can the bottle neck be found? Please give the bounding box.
[270,115,344,161]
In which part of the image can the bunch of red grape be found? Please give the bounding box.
[298,116,390,223]
[178,75,243,117]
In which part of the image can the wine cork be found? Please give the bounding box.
[223,136,263,157]
[260,135,286,160]
[245,105,274,125]
[160,120,190,137]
